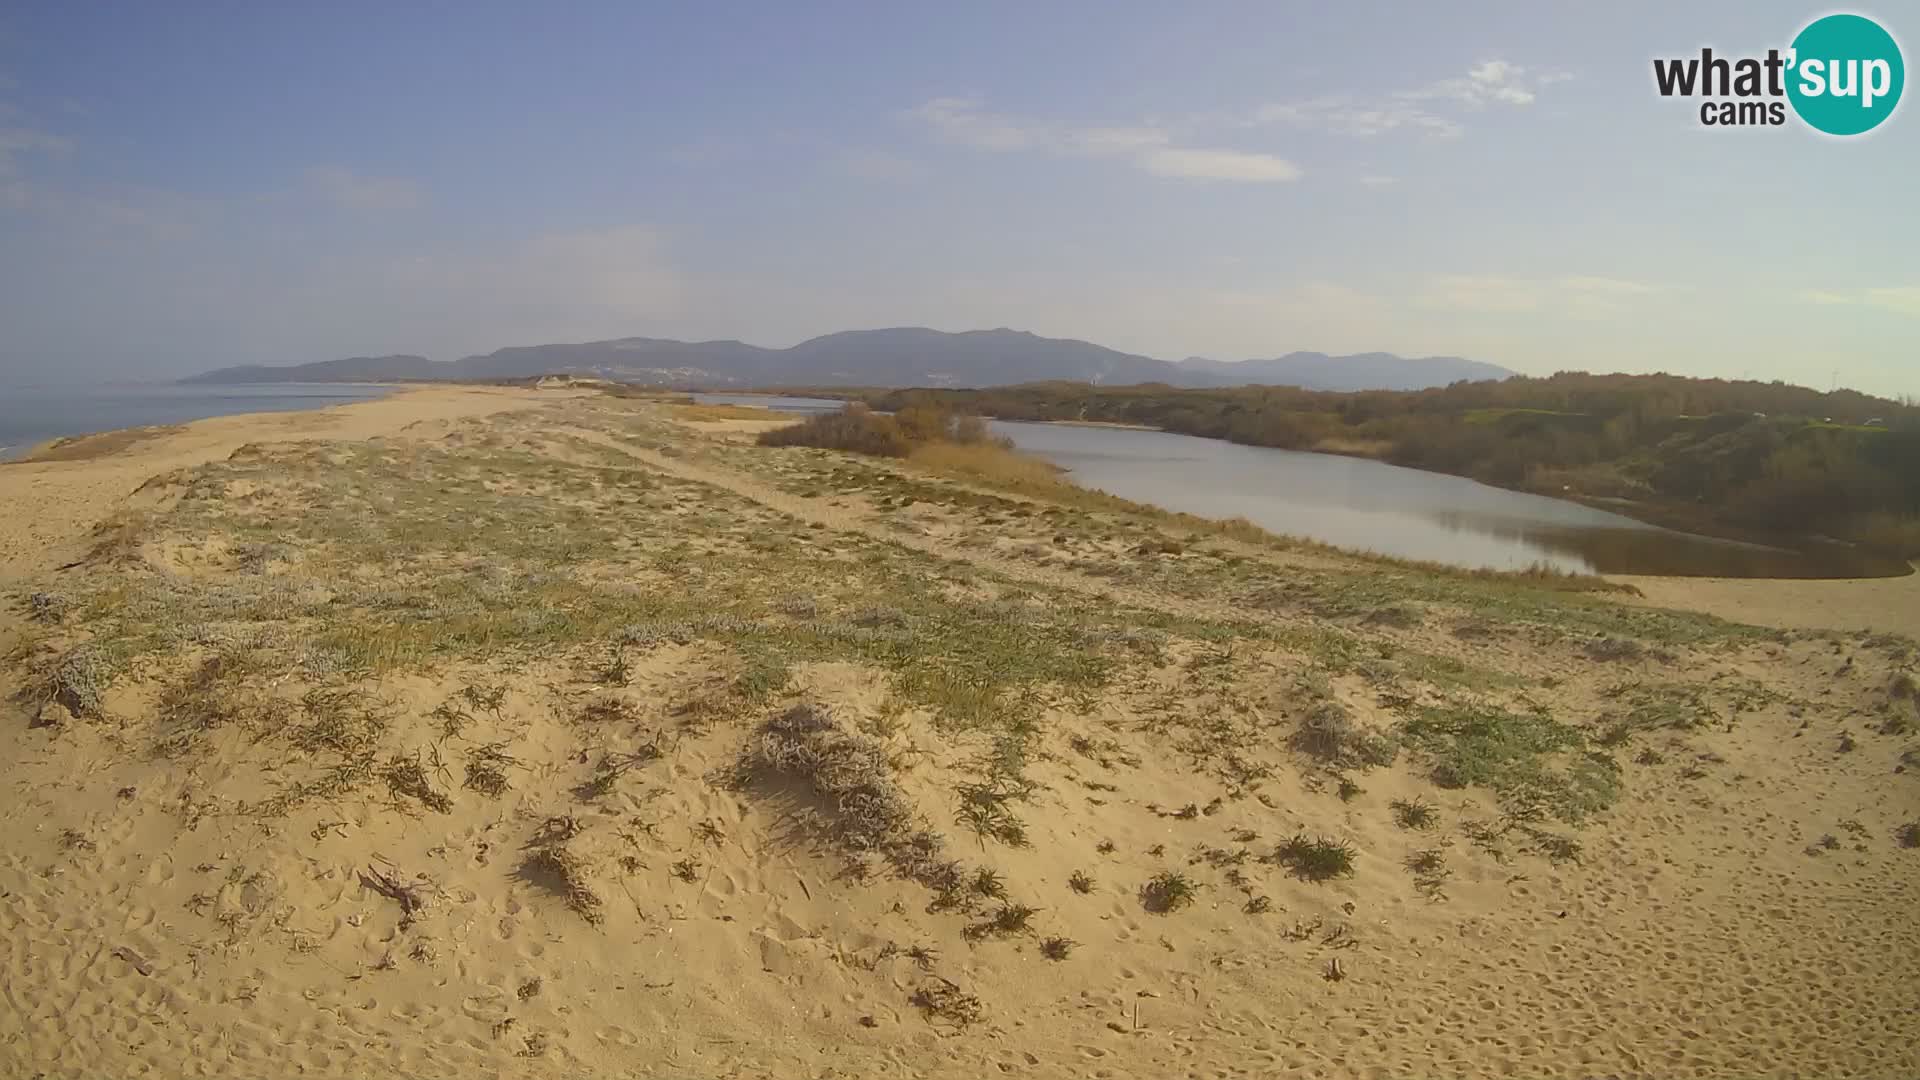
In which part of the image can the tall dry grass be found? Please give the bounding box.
[907,441,1064,488]
[671,403,791,423]
[1847,512,1920,560]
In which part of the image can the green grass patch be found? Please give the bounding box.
[1399,702,1620,824]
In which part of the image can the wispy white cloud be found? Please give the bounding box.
[1418,274,1543,313]
[1068,126,1171,155]
[1140,147,1301,182]
[1560,276,1658,296]
[304,166,424,211]
[909,98,1299,183]
[1253,95,1463,138]
[910,97,1045,151]
[1418,274,1660,315]
[1800,286,1920,316]
[1251,61,1566,139]
[1403,60,1563,107]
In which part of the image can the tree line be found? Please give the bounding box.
[843,373,1920,558]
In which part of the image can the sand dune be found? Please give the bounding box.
[1,391,1915,1078]
[1615,570,1920,640]
[0,386,553,581]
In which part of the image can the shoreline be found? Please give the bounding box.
[1611,565,1920,637]
[990,414,1915,578]
[0,381,401,464]
[817,382,1912,568]
[0,384,555,580]
[1,389,1913,1079]
[17,382,1910,586]
[1033,418,1158,431]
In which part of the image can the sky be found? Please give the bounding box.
[0,1,1914,395]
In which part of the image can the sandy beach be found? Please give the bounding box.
[0,386,551,581]
[1,389,1915,1079]
[1615,571,1920,640]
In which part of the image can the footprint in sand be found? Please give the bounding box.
[595,1024,642,1047]
[460,992,509,1022]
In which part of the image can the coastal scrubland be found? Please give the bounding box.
[848,374,1920,559]
[0,387,1915,1078]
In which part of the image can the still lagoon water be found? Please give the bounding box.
[697,394,1896,578]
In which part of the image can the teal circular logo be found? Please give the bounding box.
[1786,14,1904,135]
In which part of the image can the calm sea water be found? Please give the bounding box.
[0,383,391,460]
[696,394,1895,578]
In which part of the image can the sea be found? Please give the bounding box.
[0,382,391,460]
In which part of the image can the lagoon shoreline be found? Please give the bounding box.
[0,388,1915,1079]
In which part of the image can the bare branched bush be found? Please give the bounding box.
[758,406,914,458]
[384,753,453,813]
[1585,637,1646,662]
[28,592,70,624]
[735,703,946,884]
[1292,700,1396,768]
[37,644,115,718]
[523,841,605,924]
[911,978,983,1027]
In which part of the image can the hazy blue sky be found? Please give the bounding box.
[0,2,1913,394]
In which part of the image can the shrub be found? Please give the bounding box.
[757,401,1006,460]
[1390,798,1439,830]
[733,703,962,889]
[1292,700,1396,768]
[1585,637,1645,662]
[893,403,953,444]
[737,703,914,852]
[1273,833,1357,882]
[28,592,70,623]
[38,644,115,718]
[1039,936,1076,960]
[758,405,913,458]
[1405,848,1449,896]
[523,839,604,924]
[911,979,983,1027]
[1140,870,1198,913]
[962,901,1039,941]
[971,867,1007,900]
[951,414,993,445]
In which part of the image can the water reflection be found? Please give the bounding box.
[695,395,1904,579]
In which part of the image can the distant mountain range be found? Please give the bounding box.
[181,328,1517,392]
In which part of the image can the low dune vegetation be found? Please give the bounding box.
[1,390,1916,1079]
[757,401,1003,458]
